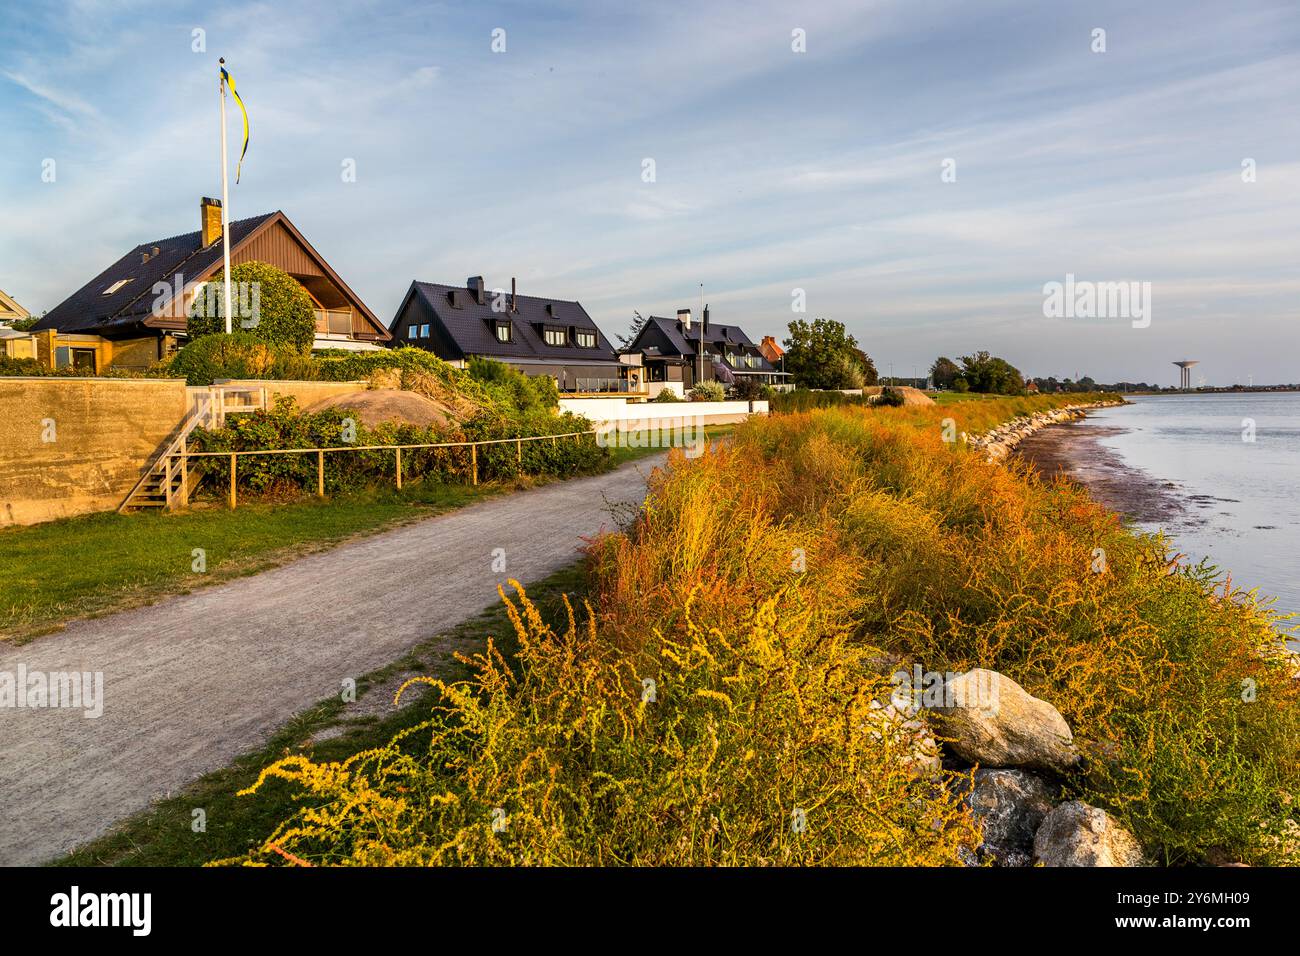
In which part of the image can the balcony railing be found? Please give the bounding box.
[315,309,352,335]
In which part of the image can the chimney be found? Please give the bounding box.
[511,277,518,313]
[677,308,692,331]
[703,304,710,334]
[467,275,485,305]
[201,197,223,247]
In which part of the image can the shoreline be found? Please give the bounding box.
[1013,418,1189,526]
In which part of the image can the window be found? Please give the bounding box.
[575,329,596,348]
[495,322,512,343]
[544,327,567,347]
[102,279,133,295]
[419,324,430,338]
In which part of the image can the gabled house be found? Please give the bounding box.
[1,288,37,361]
[623,309,791,395]
[0,288,29,325]
[391,277,626,392]
[31,199,389,372]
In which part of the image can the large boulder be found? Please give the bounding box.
[1033,800,1145,867]
[929,669,1079,774]
[965,769,1056,866]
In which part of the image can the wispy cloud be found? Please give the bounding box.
[1,0,1297,385]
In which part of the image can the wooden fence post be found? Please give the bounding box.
[471,444,478,486]
[180,436,189,509]
[395,447,403,490]
[317,450,325,498]
[516,438,522,469]
[228,453,237,509]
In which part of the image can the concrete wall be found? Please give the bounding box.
[0,377,189,526]
[559,396,767,426]
[216,378,368,411]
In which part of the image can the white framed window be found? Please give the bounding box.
[575,329,596,348]
[495,322,512,343]
[419,323,430,338]
[544,327,567,347]
[102,278,133,295]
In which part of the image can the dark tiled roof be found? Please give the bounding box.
[34,214,277,334]
[412,281,619,364]
[637,315,778,373]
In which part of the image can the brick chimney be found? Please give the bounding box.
[467,275,485,305]
[201,197,223,247]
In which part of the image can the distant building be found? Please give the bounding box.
[31,199,389,372]
[622,309,791,396]
[0,289,37,360]
[758,335,784,366]
[390,277,627,392]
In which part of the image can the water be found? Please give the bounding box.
[1079,392,1300,623]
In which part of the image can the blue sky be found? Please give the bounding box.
[2,0,1297,385]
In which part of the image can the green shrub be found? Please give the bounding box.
[770,389,870,414]
[187,261,316,352]
[0,356,47,376]
[876,386,906,407]
[650,388,684,403]
[167,333,320,386]
[189,398,609,498]
[689,380,726,402]
[467,356,559,411]
[731,378,775,402]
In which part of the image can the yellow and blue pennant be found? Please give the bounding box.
[220,62,250,183]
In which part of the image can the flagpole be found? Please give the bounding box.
[219,58,233,334]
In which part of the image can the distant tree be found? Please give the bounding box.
[850,347,879,386]
[958,350,1025,395]
[618,310,648,348]
[783,318,874,390]
[929,356,960,390]
[6,314,40,332]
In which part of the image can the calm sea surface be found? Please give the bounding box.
[1079,392,1300,623]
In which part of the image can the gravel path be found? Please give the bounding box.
[0,456,663,865]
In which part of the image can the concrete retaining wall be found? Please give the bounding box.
[217,379,369,410]
[0,377,189,526]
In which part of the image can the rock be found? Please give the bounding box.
[1033,801,1145,867]
[965,769,1057,866]
[929,669,1079,774]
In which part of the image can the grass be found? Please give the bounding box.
[215,392,1298,867]
[0,422,731,643]
[57,564,590,866]
[1,479,508,643]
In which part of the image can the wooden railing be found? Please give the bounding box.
[164,430,598,509]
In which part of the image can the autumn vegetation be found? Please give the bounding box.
[224,393,1299,866]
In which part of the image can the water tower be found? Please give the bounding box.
[1173,360,1199,390]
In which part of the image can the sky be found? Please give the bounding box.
[1,0,1297,386]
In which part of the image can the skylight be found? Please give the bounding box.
[102,279,134,295]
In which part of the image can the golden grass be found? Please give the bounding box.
[223,394,1300,866]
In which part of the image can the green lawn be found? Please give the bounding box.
[0,425,731,644]
[0,480,498,643]
[57,564,588,867]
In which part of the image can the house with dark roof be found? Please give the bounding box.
[390,277,629,392]
[622,308,791,396]
[30,198,389,372]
